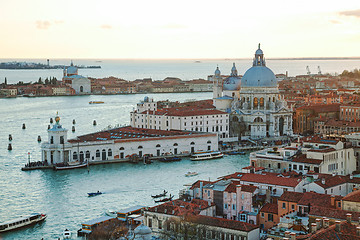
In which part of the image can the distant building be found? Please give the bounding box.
[62,61,91,94]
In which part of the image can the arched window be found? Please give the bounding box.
[50,136,54,144]
[190,142,195,145]
[119,147,124,150]
[80,86,83,92]
[254,117,264,122]
[108,149,112,157]
[80,151,84,161]
[173,143,178,146]
[86,151,90,159]
[102,149,106,160]
[207,140,211,144]
[260,97,264,107]
[73,152,78,160]
[254,97,258,108]
[156,144,161,148]
[96,150,100,157]
[138,146,143,149]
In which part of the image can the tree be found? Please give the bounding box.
[4,77,7,86]
[44,78,49,85]
[38,77,43,84]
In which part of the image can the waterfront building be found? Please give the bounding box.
[130,97,235,142]
[249,136,356,176]
[41,115,218,164]
[62,61,91,94]
[213,45,294,139]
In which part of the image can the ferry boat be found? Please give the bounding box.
[0,213,46,233]
[190,151,224,161]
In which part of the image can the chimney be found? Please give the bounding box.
[200,181,203,199]
[346,213,352,223]
[316,218,321,230]
[331,195,335,207]
[332,172,336,177]
[322,217,326,228]
[284,231,291,238]
[311,223,317,233]
[335,220,341,232]
[290,232,296,240]
[265,189,271,203]
[357,226,360,236]
[324,218,330,228]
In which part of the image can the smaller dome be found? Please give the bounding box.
[255,48,263,55]
[134,223,152,235]
[55,116,60,123]
[215,66,221,76]
[223,76,241,91]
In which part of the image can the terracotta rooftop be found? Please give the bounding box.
[260,203,278,214]
[313,175,347,189]
[224,181,240,193]
[240,185,258,193]
[296,104,340,113]
[147,199,214,216]
[305,221,360,240]
[342,189,360,203]
[141,108,227,117]
[189,180,213,190]
[185,214,258,232]
[309,205,360,221]
[279,191,304,203]
[239,173,303,188]
[291,154,322,165]
[68,126,215,143]
[297,192,342,207]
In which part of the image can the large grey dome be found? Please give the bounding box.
[241,44,277,88]
[241,66,277,88]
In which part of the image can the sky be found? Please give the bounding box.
[1,0,360,59]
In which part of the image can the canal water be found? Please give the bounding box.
[0,93,250,239]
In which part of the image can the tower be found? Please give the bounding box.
[213,66,223,99]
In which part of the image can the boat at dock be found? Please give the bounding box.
[158,156,181,162]
[53,161,88,171]
[154,194,173,203]
[227,151,246,155]
[190,151,224,161]
[0,213,46,233]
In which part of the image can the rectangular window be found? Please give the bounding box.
[282,202,286,209]
[148,218,152,228]
[268,214,273,222]
[224,204,228,209]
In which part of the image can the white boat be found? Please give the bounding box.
[63,229,71,239]
[0,213,46,233]
[53,162,88,171]
[105,209,117,218]
[185,172,198,177]
[190,151,224,161]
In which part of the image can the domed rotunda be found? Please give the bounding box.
[215,44,293,139]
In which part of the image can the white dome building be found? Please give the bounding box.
[231,44,293,139]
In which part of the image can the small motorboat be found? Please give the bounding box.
[154,194,173,203]
[105,209,117,218]
[185,172,198,177]
[151,190,167,198]
[89,101,104,104]
[53,162,88,171]
[227,151,246,155]
[88,191,102,197]
[63,229,71,239]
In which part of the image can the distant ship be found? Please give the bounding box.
[194,60,201,63]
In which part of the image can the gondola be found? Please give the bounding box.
[151,190,167,198]
[158,157,181,162]
[154,194,173,203]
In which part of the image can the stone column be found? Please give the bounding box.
[60,150,64,163]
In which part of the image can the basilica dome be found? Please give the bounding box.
[241,44,277,88]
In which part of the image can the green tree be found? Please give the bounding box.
[38,77,43,84]
[4,77,7,85]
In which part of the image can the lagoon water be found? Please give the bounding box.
[1,58,360,84]
[0,92,251,240]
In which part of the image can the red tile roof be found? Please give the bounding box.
[291,154,323,165]
[224,181,240,193]
[306,221,359,240]
[297,192,342,207]
[239,173,303,187]
[309,205,360,221]
[185,214,258,232]
[342,189,360,203]
[142,108,227,117]
[240,185,258,193]
[147,199,214,216]
[279,191,304,203]
[189,180,213,190]
[68,126,215,143]
[314,175,347,189]
[260,203,278,214]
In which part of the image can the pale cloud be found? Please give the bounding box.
[36,20,51,30]
[339,9,360,18]
[330,19,341,24]
[100,24,112,29]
